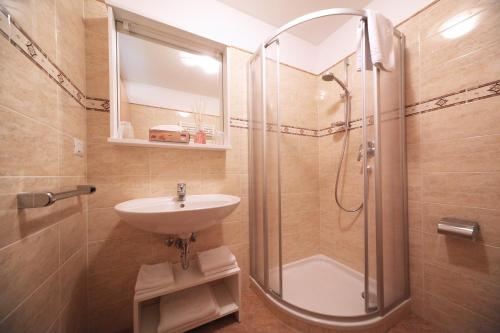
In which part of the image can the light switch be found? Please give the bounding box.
[73,138,85,157]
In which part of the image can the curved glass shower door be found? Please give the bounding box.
[248,8,409,321]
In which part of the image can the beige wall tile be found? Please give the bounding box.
[59,134,86,177]
[84,0,107,19]
[56,0,86,93]
[149,150,201,177]
[57,87,87,140]
[88,298,133,333]
[87,144,150,177]
[409,254,423,292]
[0,107,59,176]
[87,110,110,144]
[0,39,58,127]
[427,98,497,144]
[406,143,421,174]
[0,177,60,249]
[423,263,500,323]
[419,1,500,100]
[421,135,500,172]
[0,1,87,332]
[88,207,148,242]
[423,232,500,285]
[0,225,59,320]
[422,172,500,210]
[408,200,422,231]
[0,270,60,333]
[60,211,85,263]
[87,239,121,275]
[87,175,150,209]
[60,250,88,332]
[85,19,109,99]
[0,0,57,59]
[418,0,494,40]
[60,249,87,333]
[201,173,242,196]
[405,114,421,144]
[282,226,320,264]
[422,292,500,333]
[149,174,202,197]
[60,249,86,309]
[404,44,420,106]
[396,10,421,47]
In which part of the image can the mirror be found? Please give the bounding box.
[111,21,229,148]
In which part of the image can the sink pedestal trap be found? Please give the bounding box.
[165,233,197,269]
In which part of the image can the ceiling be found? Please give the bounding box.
[218,0,371,45]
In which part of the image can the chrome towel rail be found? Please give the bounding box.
[437,217,479,240]
[17,185,96,209]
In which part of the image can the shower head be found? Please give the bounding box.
[321,72,349,96]
[321,72,336,81]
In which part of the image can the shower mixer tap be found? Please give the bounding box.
[357,141,375,161]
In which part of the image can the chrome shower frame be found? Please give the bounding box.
[248,7,409,323]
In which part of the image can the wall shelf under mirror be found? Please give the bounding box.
[106,2,231,150]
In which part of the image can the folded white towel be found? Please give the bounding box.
[135,262,174,294]
[201,263,238,277]
[357,10,395,72]
[158,284,218,333]
[197,246,236,274]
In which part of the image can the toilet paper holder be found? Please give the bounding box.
[437,218,479,240]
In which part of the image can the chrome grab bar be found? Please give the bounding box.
[17,185,96,209]
[437,218,479,240]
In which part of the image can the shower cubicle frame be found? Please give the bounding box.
[248,8,409,323]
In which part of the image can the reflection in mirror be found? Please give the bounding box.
[117,31,224,145]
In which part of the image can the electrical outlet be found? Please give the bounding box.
[73,138,85,157]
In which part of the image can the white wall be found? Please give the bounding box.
[315,0,435,73]
[107,0,434,74]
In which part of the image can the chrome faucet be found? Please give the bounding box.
[357,141,375,161]
[177,183,186,201]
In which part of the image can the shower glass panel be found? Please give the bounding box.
[360,20,379,312]
[377,36,409,311]
[248,42,283,296]
[264,41,282,296]
[248,47,265,286]
[248,8,408,322]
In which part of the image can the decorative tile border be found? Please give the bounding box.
[0,7,86,108]
[229,117,249,129]
[2,5,500,138]
[466,80,500,103]
[86,97,110,112]
[406,79,500,116]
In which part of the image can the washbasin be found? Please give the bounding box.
[114,194,241,236]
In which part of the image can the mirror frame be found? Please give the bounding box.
[106,6,231,150]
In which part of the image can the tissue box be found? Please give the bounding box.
[149,129,190,143]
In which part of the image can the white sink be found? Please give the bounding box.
[114,194,240,236]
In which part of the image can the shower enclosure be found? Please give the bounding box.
[248,8,409,328]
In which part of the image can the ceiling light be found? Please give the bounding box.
[180,51,220,74]
[439,11,478,39]
[177,111,190,118]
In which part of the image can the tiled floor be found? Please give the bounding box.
[189,288,443,333]
[388,314,444,333]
